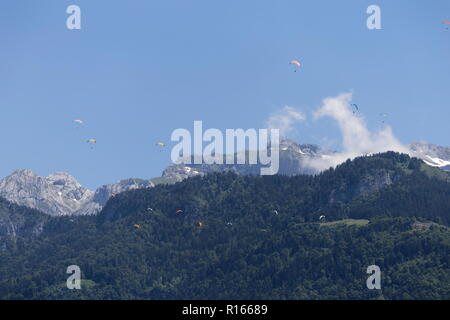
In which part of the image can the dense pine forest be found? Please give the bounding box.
[0,152,449,299]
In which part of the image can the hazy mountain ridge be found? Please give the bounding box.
[0,140,449,217]
[162,140,450,182]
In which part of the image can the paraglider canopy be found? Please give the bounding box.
[73,119,83,124]
[156,142,166,147]
[290,60,301,72]
[197,222,205,227]
[176,209,184,214]
[319,215,326,220]
[87,139,97,144]
[133,224,141,229]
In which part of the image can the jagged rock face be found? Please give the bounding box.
[0,197,49,240]
[0,170,94,216]
[328,170,397,204]
[0,170,155,216]
[93,178,155,206]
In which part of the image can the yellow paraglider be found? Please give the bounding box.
[87,139,97,149]
[155,142,166,152]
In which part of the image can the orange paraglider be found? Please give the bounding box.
[290,60,301,72]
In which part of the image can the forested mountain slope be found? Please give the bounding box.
[0,152,448,299]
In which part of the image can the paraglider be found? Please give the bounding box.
[226,222,233,226]
[350,104,359,114]
[133,224,141,229]
[197,222,205,227]
[73,119,83,124]
[290,60,301,72]
[273,210,279,216]
[156,142,166,152]
[319,215,326,221]
[87,139,97,149]
[176,209,184,214]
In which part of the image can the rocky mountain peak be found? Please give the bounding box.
[0,170,155,216]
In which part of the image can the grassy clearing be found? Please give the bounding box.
[320,219,370,227]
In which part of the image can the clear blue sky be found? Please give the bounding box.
[0,0,449,189]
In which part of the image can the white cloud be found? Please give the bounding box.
[266,106,306,136]
[304,92,410,171]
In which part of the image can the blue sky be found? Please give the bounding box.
[0,0,449,189]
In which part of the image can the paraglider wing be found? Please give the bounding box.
[176,209,184,214]
[73,119,83,124]
[133,224,141,229]
[289,60,301,72]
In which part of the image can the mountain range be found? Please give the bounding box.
[0,140,449,217]
[0,151,449,299]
